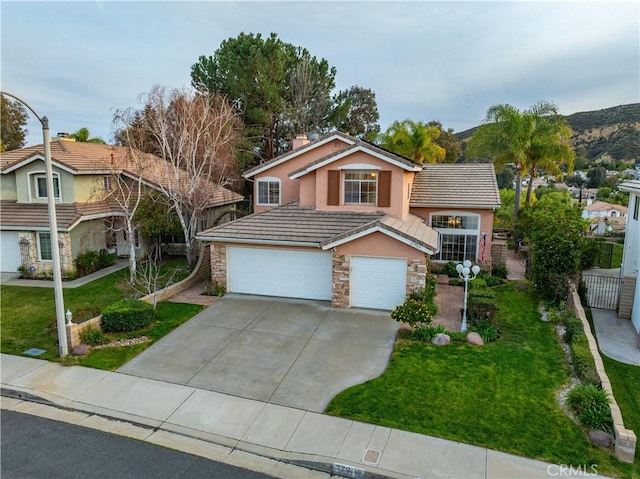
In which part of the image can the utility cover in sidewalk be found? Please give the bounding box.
[23,348,46,356]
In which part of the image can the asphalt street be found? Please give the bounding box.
[1,410,276,479]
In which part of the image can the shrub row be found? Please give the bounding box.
[74,250,117,277]
[101,300,155,332]
[566,384,613,432]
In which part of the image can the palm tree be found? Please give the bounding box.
[69,127,106,144]
[467,102,574,223]
[377,119,445,163]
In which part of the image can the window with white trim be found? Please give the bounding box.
[34,173,61,200]
[344,171,377,204]
[257,178,280,205]
[431,213,479,262]
[37,232,53,261]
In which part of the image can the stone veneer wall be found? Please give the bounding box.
[568,288,636,463]
[210,244,227,287]
[332,254,350,308]
[406,257,427,294]
[17,231,73,275]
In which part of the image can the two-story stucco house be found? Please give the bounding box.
[0,138,242,275]
[197,132,500,310]
[618,179,640,342]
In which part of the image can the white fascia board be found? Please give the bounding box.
[243,134,356,179]
[68,212,125,231]
[194,236,320,248]
[3,155,77,175]
[289,146,420,180]
[619,181,640,194]
[1,225,70,232]
[321,225,435,254]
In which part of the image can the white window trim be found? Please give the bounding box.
[256,177,281,206]
[29,171,61,202]
[343,169,378,205]
[429,211,480,262]
[37,232,53,262]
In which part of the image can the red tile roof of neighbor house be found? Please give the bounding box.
[0,139,244,208]
[583,201,628,214]
[197,202,439,253]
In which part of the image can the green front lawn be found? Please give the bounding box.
[326,283,634,478]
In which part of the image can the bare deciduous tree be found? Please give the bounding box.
[114,85,242,268]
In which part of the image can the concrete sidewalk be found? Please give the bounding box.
[1,354,600,479]
[590,309,640,366]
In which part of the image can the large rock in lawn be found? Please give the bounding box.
[431,333,451,346]
[71,344,90,356]
[588,429,612,448]
[467,332,484,345]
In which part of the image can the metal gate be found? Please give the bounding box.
[582,274,621,310]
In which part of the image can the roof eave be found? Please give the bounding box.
[194,236,320,248]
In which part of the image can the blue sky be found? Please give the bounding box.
[2,1,638,146]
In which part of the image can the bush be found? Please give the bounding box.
[571,333,602,387]
[471,320,500,343]
[99,251,117,269]
[468,289,498,326]
[391,299,434,327]
[562,314,583,344]
[74,250,101,276]
[491,263,508,279]
[101,300,155,332]
[566,384,613,431]
[411,324,447,342]
[448,278,462,287]
[469,278,487,289]
[445,261,459,278]
[79,326,108,346]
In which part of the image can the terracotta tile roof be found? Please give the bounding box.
[0,200,120,231]
[197,203,439,253]
[410,163,500,209]
[0,140,243,208]
[583,201,628,213]
[198,202,383,244]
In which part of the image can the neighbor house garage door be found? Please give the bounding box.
[227,246,333,300]
[0,232,22,273]
[351,256,407,310]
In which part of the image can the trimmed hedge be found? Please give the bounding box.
[467,289,498,326]
[101,300,155,332]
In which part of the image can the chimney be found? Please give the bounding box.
[57,132,69,138]
[110,152,115,165]
[292,134,309,150]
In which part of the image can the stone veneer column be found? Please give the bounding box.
[406,257,427,295]
[210,244,227,288]
[332,254,350,308]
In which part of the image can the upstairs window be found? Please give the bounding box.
[431,213,480,262]
[257,178,280,206]
[344,171,377,204]
[34,173,61,200]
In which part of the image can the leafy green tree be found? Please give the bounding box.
[587,166,606,188]
[467,102,574,224]
[330,85,380,140]
[427,121,462,163]
[565,174,588,203]
[595,186,613,201]
[191,32,336,162]
[519,192,588,304]
[496,165,515,189]
[534,184,562,200]
[69,127,106,144]
[134,191,182,259]
[1,94,28,150]
[377,120,445,163]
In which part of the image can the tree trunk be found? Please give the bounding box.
[126,220,137,284]
[525,168,535,206]
[514,162,522,224]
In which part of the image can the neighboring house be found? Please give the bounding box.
[0,138,242,275]
[618,179,640,341]
[197,132,500,310]
[582,200,629,235]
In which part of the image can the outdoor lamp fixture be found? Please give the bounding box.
[456,259,481,332]
[1,91,69,356]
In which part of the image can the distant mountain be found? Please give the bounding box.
[456,103,640,163]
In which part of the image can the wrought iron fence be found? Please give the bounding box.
[582,274,621,310]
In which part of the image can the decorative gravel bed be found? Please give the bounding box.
[93,336,151,349]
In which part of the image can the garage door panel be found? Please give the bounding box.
[1,232,21,272]
[351,256,407,310]
[227,247,332,301]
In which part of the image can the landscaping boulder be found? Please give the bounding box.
[397,322,413,339]
[71,344,90,356]
[467,332,484,345]
[588,429,612,448]
[431,333,451,346]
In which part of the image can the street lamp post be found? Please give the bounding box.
[1,91,68,356]
[456,259,481,332]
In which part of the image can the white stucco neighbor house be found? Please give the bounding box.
[618,179,640,344]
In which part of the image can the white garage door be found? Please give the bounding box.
[351,256,407,310]
[0,232,22,273]
[227,246,333,300]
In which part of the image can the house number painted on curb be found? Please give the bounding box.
[332,462,365,478]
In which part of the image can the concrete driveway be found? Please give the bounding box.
[117,295,399,412]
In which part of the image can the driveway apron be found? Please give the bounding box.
[117,295,399,412]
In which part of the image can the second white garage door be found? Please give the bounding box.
[351,256,407,310]
[227,246,333,300]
